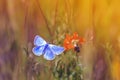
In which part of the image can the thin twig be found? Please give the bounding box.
[35,0,53,37]
[53,0,58,31]
[24,1,29,43]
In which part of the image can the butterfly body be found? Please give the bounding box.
[42,44,48,53]
[32,35,64,60]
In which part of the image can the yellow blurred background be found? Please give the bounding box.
[0,0,120,80]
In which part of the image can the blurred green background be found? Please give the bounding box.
[0,0,120,80]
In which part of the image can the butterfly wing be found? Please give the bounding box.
[32,45,45,56]
[43,46,56,60]
[49,44,65,55]
[34,35,47,46]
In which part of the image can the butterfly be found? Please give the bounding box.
[32,35,65,60]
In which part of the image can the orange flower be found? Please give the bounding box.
[79,37,85,44]
[63,34,74,50]
[71,32,79,40]
[63,32,85,50]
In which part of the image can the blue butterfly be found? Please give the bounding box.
[32,35,65,60]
